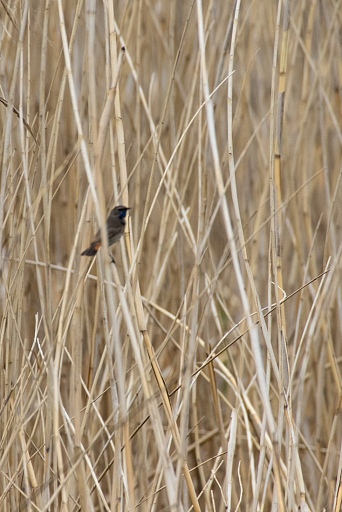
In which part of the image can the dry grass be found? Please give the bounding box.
[1,1,342,511]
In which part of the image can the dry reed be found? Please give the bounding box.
[0,1,342,511]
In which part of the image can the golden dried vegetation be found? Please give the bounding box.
[0,1,342,511]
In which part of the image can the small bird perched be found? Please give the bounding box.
[81,205,130,257]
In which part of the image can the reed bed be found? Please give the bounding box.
[1,1,342,511]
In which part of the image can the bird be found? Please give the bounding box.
[81,206,130,258]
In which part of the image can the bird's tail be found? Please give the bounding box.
[81,241,101,256]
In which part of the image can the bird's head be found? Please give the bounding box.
[114,205,131,220]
